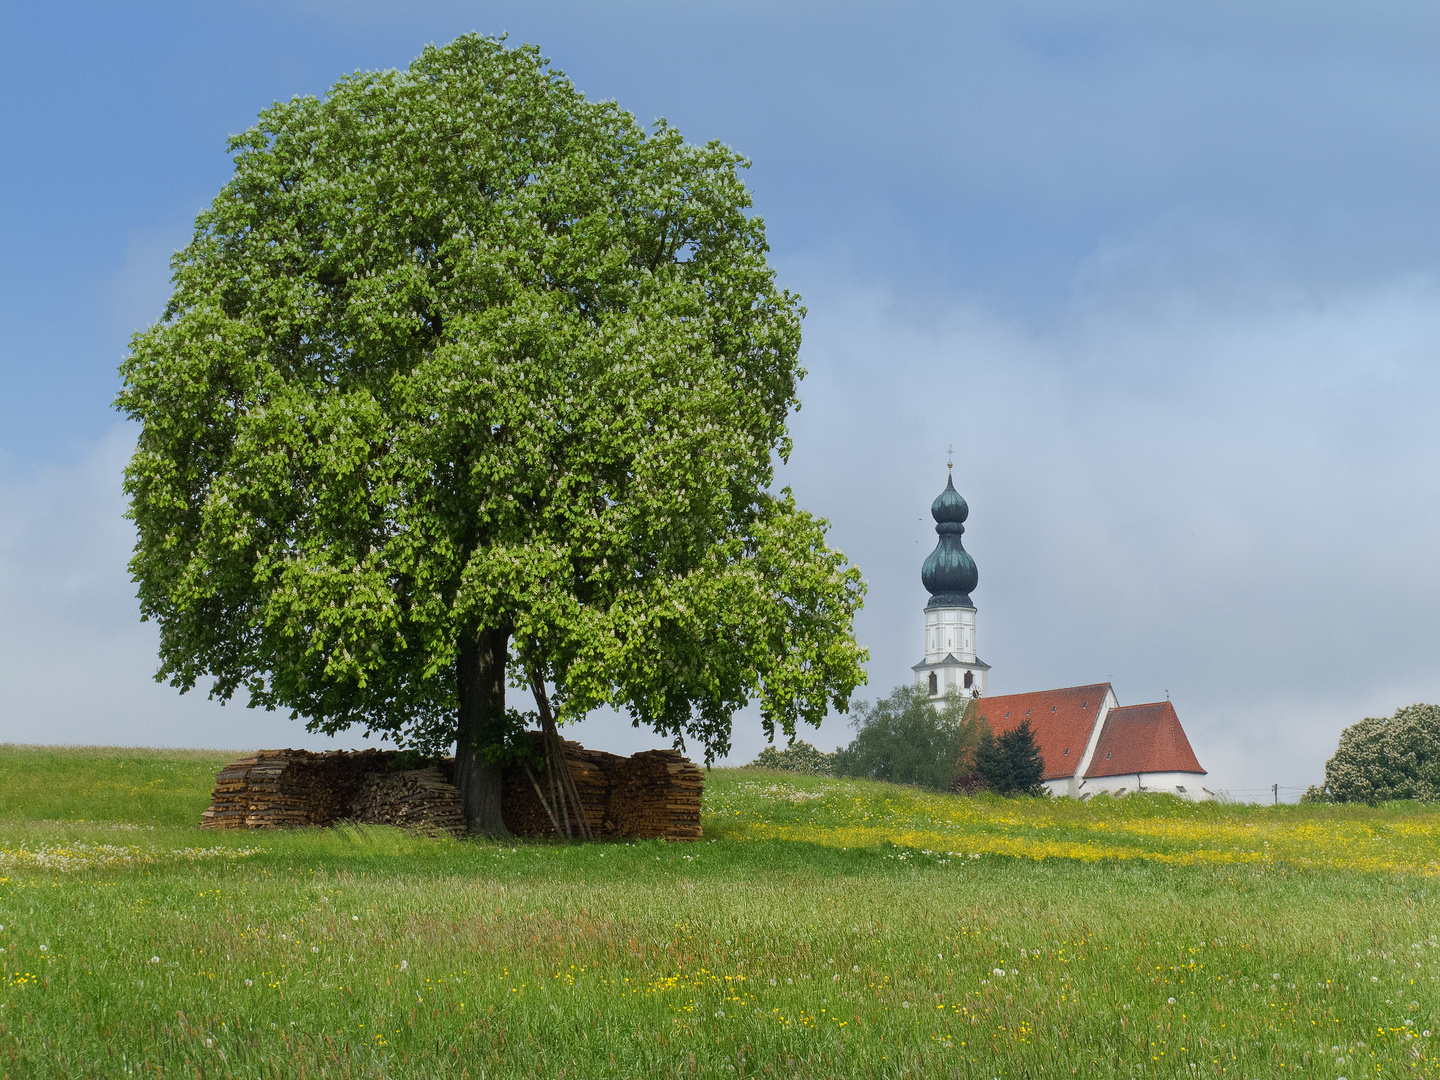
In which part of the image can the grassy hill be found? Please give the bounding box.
[0,744,1436,1078]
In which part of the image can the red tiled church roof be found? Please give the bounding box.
[1084,701,1205,778]
[973,683,1111,781]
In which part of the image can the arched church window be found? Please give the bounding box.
[963,671,973,689]
[928,672,937,695]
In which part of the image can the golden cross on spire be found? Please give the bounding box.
[946,444,954,473]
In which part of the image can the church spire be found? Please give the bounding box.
[921,473,978,608]
[913,468,989,700]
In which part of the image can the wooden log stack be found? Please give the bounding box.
[499,738,703,841]
[499,733,628,838]
[348,767,465,837]
[604,750,704,840]
[199,748,388,830]
[200,736,703,841]
[199,757,259,830]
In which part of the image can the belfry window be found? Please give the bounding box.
[963,671,973,689]
[928,672,938,695]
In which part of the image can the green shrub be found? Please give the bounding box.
[748,741,836,775]
[1315,703,1440,804]
[831,685,980,790]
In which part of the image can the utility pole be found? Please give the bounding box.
[1272,783,1278,806]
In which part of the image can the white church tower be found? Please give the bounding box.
[913,465,989,702]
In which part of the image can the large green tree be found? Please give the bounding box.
[116,36,867,834]
[831,685,981,791]
[1305,703,1440,804]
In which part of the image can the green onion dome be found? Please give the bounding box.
[921,474,978,608]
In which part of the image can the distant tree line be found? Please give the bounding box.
[748,684,1046,797]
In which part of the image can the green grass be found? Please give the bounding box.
[0,749,1437,1078]
[0,745,235,827]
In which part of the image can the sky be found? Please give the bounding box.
[4,1,1440,801]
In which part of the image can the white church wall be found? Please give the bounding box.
[1075,772,1213,802]
[1065,686,1119,797]
[915,659,986,702]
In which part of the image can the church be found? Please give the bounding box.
[912,469,1212,801]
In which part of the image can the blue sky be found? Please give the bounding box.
[4,1,1440,799]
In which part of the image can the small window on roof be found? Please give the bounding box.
[1052,706,1056,713]
[1025,709,1030,716]
[1082,702,1087,708]
[1106,751,1112,759]
[1005,711,1010,718]
[1063,748,1069,756]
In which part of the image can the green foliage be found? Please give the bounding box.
[830,685,979,790]
[974,718,1047,797]
[475,709,548,771]
[1315,702,1440,804]
[747,740,835,775]
[115,35,866,761]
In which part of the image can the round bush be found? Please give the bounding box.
[1316,703,1440,804]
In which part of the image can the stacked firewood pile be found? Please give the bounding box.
[199,748,389,830]
[199,738,704,840]
[349,767,465,837]
[604,750,704,840]
[498,734,625,837]
[499,738,704,840]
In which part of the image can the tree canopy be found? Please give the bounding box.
[1303,703,1440,804]
[116,35,867,831]
[748,740,836,776]
[831,685,980,791]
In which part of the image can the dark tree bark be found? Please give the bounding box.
[454,625,511,836]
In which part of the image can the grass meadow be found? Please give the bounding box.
[0,745,1436,1078]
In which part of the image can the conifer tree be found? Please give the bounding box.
[975,719,1046,796]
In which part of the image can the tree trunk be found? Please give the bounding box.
[454,625,511,836]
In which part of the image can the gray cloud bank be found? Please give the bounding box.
[775,255,1440,800]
